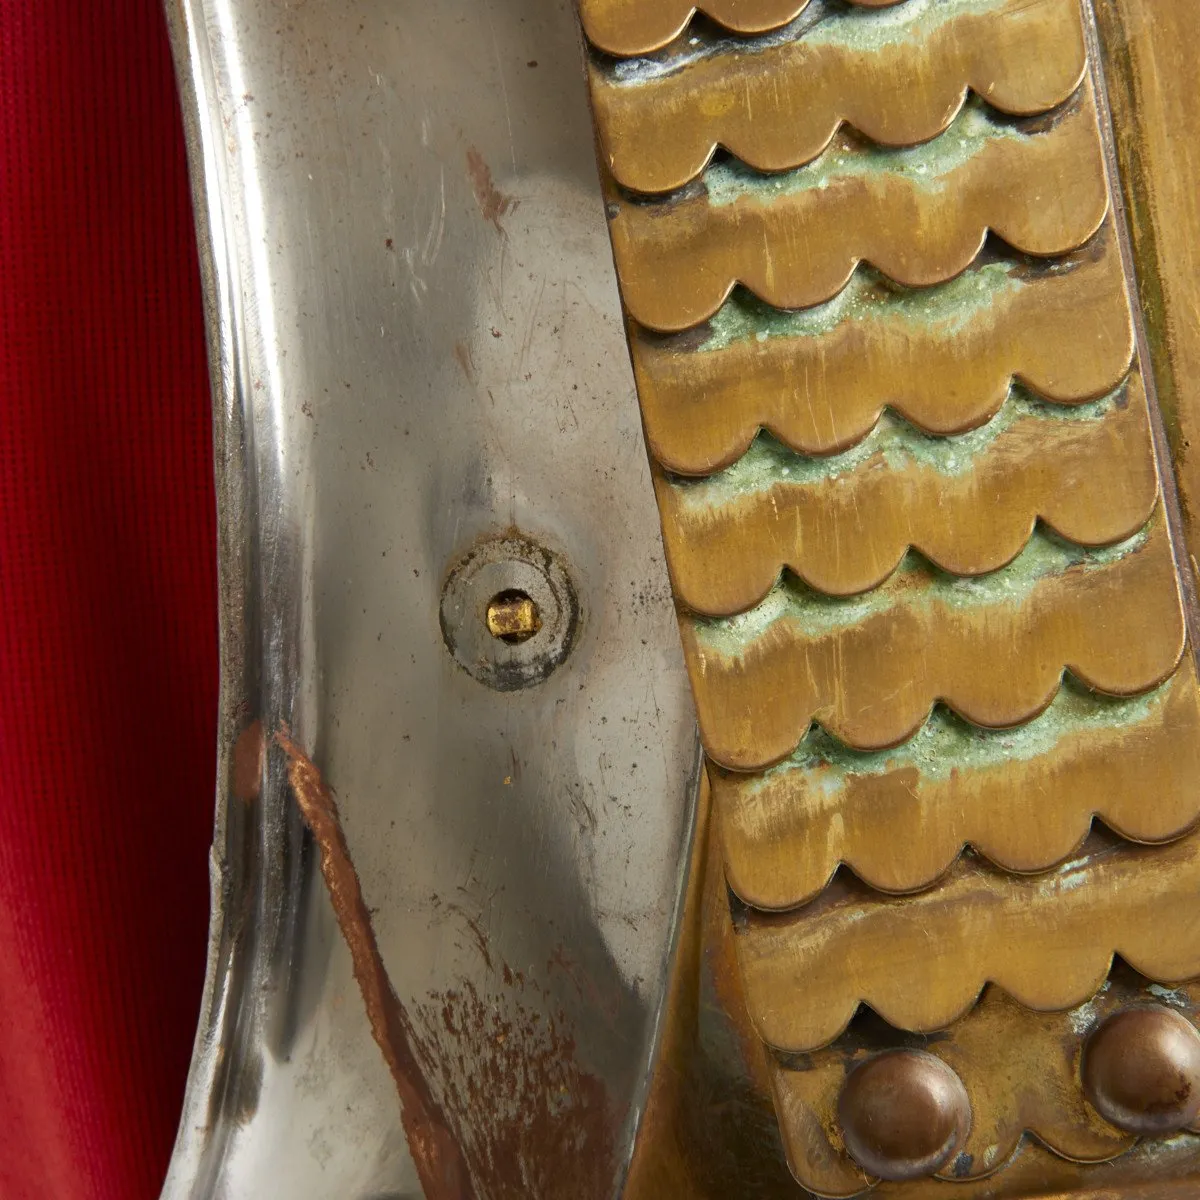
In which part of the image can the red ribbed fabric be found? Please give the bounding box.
[0,3,217,1198]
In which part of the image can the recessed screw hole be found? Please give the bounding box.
[486,589,542,644]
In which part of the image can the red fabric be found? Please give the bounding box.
[0,3,217,1198]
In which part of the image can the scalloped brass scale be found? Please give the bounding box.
[580,0,1200,1194]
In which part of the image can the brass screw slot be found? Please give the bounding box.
[486,589,542,644]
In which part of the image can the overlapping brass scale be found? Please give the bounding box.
[580,0,1200,1192]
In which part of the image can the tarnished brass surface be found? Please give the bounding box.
[577,0,905,59]
[633,233,1134,474]
[608,91,1109,332]
[624,777,806,1199]
[580,0,1200,1192]
[624,801,1200,1198]
[683,511,1185,766]
[915,1151,1200,1199]
[768,971,1200,1195]
[713,657,1200,909]
[657,374,1157,614]
[736,830,1200,1052]
[589,0,1087,193]
[1093,0,1200,566]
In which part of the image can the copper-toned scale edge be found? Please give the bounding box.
[589,0,1086,193]
[609,89,1108,332]
[577,0,905,60]
[656,374,1158,615]
[684,510,1185,768]
[634,230,1133,475]
[735,828,1200,1052]
[713,656,1200,910]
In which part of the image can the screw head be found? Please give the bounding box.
[440,534,578,691]
[485,589,542,644]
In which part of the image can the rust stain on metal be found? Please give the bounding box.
[421,974,615,1199]
[231,719,264,802]
[274,729,475,1200]
[467,147,516,233]
[443,901,495,973]
[453,341,475,383]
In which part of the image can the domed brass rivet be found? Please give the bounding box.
[1083,1006,1200,1135]
[837,1050,971,1181]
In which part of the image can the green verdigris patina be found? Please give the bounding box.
[665,385,1124,505]
[690,517,1155,655]
[740,671,1176,796]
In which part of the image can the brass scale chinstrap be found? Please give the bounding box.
[578,0,1200,1194]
